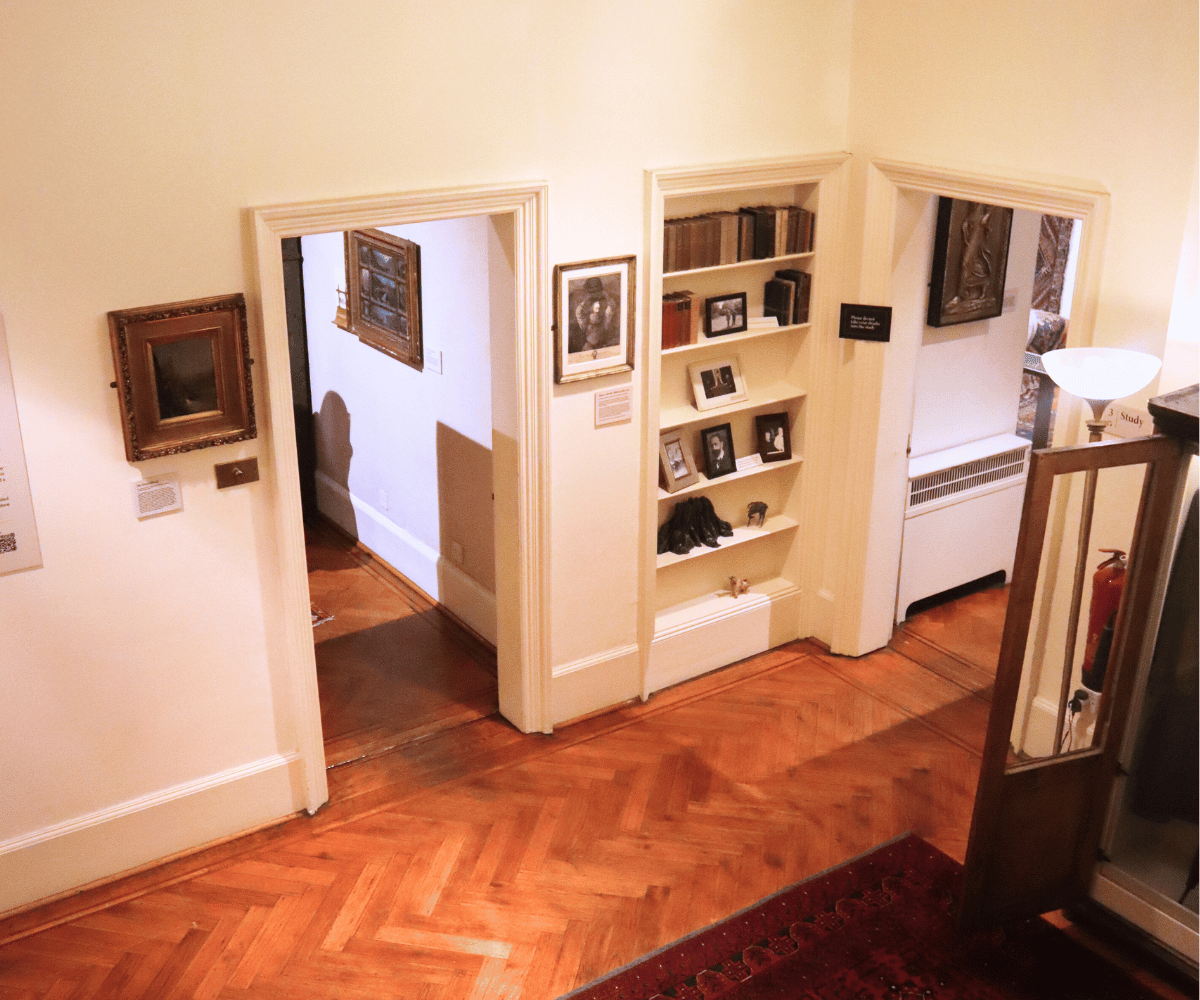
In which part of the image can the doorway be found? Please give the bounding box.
[284,216,507,767]
[251,183,551,814]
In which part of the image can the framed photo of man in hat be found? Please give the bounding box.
[553,255,636,383]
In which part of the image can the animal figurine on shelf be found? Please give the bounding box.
[747,501,768,528]
[729,576,751,598]
[656,495,734,555]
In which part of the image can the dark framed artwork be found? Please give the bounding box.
[700,423,736,479]
[553,255,636,383]
[688,356,747,412]
[107,293,256,462]
[659,429,699,493]
[755,412,792,462]
[345,228,423,369]
[705,292,747,336]
[927,197,1014,328]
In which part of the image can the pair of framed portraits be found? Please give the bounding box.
[659,411,792,493]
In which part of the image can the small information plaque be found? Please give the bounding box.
[839,303,892,342]
[595,386,633,427]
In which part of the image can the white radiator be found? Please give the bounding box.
[895,433,1032,622]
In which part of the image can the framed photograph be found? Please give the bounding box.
[658,429,699,493]
[107,293,256,462]
[705,292,747,336]
[553,255,636,383]
[688,356,747,412]
[927,197,1014,328]
[755,412,792,462]
[700,423,736,479]
[345,228,423,369]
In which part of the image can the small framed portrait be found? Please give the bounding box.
[705,292,747,336]
[553,254,636,383]
[700,423,736,479]
[755,412,792,462]
[107,293,256,462]
[688,356,747,412]
[659,429,699,493]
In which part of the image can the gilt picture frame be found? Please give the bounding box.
[345,228,423,369]
[107,293,256,462]
[553,255,636,383]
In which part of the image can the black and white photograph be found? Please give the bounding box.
[688,355,747,411]
[658,429,699,493]
[701,423,736,479]
[705,292,747,336]
[755,411,792,462]
[553,255,636,383]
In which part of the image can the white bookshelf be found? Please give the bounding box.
[642,156,848,698]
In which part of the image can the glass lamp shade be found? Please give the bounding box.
[1041,348,1161,414]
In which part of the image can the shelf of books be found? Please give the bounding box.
[645,161,837,698]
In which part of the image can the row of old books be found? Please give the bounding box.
[661,291,702,349]
[763,269,812,327]
[664,205,815,273]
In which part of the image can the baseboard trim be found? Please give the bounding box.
[0,752,305,917]
[551,644,641,726]
[315,472,496,644]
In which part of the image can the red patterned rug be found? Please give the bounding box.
[559,834,1159,1000]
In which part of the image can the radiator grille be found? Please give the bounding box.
[908,447,1029,509]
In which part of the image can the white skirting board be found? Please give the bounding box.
[647,579,802,695]
[551,644,641,725]
[315,471,497,644]
[0,752,305,917]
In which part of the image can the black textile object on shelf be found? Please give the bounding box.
[658,496,733,556]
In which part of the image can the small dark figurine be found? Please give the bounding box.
[747,501,768,528]
[657,496,733,556]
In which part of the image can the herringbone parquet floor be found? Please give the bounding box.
[0,561,1185,999]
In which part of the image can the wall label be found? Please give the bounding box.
[0,312,42,574]
[595,386,632,427]
[839,303,892,342]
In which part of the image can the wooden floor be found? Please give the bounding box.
[0,567,1188,999]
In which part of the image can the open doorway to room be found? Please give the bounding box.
[282,214,514,769]
[889,197,1081,633]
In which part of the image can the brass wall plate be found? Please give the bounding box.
[215,457,259,489]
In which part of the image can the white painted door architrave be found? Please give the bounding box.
[835,159,1110,657]
[251,183,552,814]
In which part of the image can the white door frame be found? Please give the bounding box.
[250,183,552,813]
[834,158,1110,657]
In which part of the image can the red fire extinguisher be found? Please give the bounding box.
[1081,548,1126,692]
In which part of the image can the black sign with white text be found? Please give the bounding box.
[839,304,892,342]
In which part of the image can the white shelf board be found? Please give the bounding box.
[658,455,803,501]
[663,251,814,279]
[654,575,797,635]
[656,515,798,569]
[660,382,806,433]
[662,323,809,357]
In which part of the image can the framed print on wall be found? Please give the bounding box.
[659,429,699,493]
[927,197,1014,328]
[107,293,256,462]
[553,254,636,383]
[345,228,423,369]
[687,355,747,412]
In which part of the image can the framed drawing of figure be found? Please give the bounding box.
[553,255,636,383]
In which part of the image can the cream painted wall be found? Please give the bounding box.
[303,217,499,613]
[0,1,853,911]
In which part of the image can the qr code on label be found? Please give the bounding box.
[0,533,15,554]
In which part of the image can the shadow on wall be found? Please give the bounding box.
[436,421,495,593]
[314,390,357,536]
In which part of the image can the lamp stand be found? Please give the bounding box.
[1053,406,1109,755]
